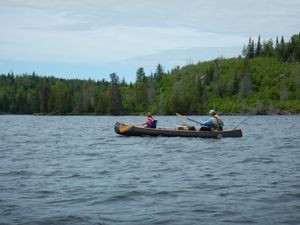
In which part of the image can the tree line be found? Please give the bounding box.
[242,33,300,62]
[1,33,300,115]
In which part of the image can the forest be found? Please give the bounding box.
[1,33,300,115]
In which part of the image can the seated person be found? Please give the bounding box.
[199,109,224,131]
[142,112,156,128]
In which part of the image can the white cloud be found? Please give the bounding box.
[0,0,300,80]
[0,4,245,64]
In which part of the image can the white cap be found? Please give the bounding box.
[209,109,216,115]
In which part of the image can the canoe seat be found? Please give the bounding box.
[150,120,157,128]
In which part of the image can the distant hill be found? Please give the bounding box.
[1,33,300,115]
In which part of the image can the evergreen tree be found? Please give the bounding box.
[154,64,164,80]
[275,36,279,49]
[1,32,300,115]
[261,39,274,57]
[48,81,72,114]
[277,35,286,60]
[135,81,147,112]
[94,87,108,115]
[255,35,262,57]
[108,73,123,115]
[289,33,300,61]
[242,45,248,57]
[249,40,255,58]
[280,36,285,46]
[136,67,146,83]
[39,81,51,113]
[275,36,281,57]
[246,37,255,58]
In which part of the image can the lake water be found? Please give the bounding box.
[0,115,300,225]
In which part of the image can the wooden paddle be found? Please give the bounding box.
[119,124,135,133]
[176,113,201,125]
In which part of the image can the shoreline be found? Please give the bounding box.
[0,111,298,116]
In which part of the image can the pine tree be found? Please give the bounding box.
[279,35,286,60]
[154,64,164,80]
[136,67,146,83]
[109,73,123,115]
[255,35,262,57]
[246,37,255,58]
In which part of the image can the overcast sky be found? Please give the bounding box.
[0,0,299,82]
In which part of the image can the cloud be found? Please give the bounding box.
[0,7,245,64]
[118,46,242,74]
[0,0,300,81]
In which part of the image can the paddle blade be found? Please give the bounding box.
[176,113,185,118]
[119,124,133,133]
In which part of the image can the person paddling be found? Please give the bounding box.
[142,112,156,128]
[199,110,224,131]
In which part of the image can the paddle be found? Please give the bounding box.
[119,123,142,133]
[119,124,134,133]
[176,113,201,125]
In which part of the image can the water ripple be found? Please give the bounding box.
[0,115,300,225]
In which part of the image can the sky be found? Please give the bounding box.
[0,0,300,82]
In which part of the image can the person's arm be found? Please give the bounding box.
[142,118,151,126]
[200,118,214,126]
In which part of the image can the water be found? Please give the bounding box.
[0,115,300,225]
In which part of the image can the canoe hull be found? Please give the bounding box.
[114,122,242,138]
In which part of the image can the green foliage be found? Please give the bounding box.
[1,33,300,115]
[108,73,123,115]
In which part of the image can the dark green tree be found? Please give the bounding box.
[154,64,164,80]
[48,81,72,114]
[94,87,108,115]
[136,67,146,83]
[261,39,274,57]
[246,37,255,58]
[108,73,123,115]
[255,35,262,57]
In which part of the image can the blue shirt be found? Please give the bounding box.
[200,118,214,126]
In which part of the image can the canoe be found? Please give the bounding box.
[114,122,242,138]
